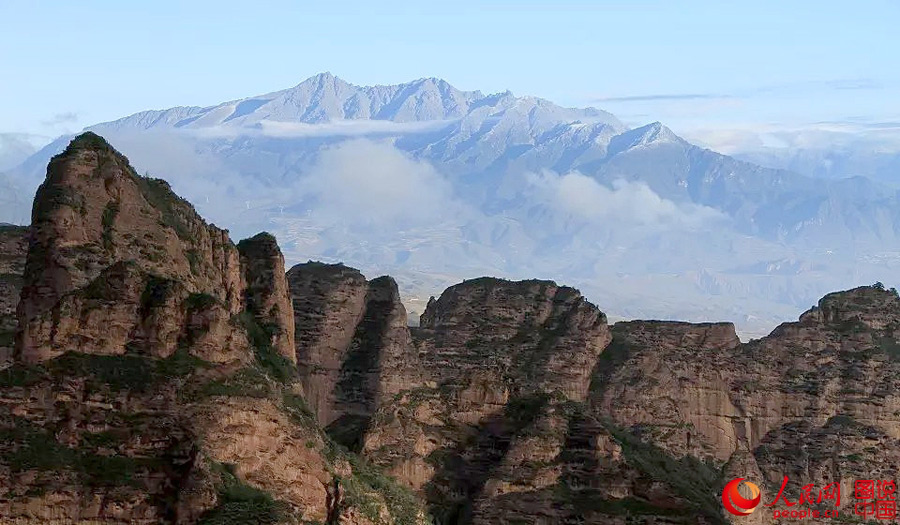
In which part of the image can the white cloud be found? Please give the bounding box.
[259,119,456,138]
[190,118,457,140]
[525,171,723,228]
[294,139,461,225]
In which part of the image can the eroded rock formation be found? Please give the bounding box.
[288,263,419,449]
[2,132,898,525]
[0,133,427,524]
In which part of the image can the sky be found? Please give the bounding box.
[1,0,899,148]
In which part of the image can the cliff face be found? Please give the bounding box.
[287,263,419,449]
[356,281,900,524]
[16,133,248,364]
[238,232,296,363]
[582,288,900,524]
[0,224,28,365]
[363,278,612,522]
[0,133,427,525]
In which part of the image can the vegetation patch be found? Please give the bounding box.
[185,292,219,312]
[141,274,175,314]
[198,463,289,525]
[599,418,726,524]
[101,200,119,251]
[0,362,46,388]
[232,311,295,383]
[0,328,16,350]
[34,184,86,218]
[192,367,274,400]
[132,173,194,241]
[326,442,427,525]
[186,249,201,275]
[504,393,552,428]
[0,417,152,487]
[0,272,24,288]
[236,232,277,258]
[15,349,209,393]
[553,484,691,519]
[281,392,317,428]
[877,336,900,361]
[65,131,112,152]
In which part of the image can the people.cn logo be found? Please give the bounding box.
[722,478,762,516]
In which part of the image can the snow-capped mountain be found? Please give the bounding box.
[96,72,621,129]
[5,73,899,337]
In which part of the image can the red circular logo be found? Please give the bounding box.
[722,478,761,516]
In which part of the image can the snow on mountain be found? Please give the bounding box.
[95,73,621,133]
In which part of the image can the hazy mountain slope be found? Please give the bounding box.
[0,133,43,171]
[734,141,900,188]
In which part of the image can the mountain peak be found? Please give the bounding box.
[64,131,114,153]
[606,121,683,156]
[292,71,351,90]
[639,121,678,142]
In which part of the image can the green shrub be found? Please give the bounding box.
[34,185,86,218]
[0,417,148,487]
[133,174,193,241]
[34,350,206,393]
[186,249,201,275]
[281,392,317,427]
[185,292,219,312]
[0,328,18,351]
[600,419,725,524]
[325,441,427,525]
[194,367,273,399]
[232,311,295,383]
[65,131,112,152]
[101,201,119,251]
[141,275,174,313]
[198,463,288,525]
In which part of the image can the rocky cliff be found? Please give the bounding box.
[2,132,898,525]
[0,133,427,524]
[362,278,613,523]
[287,262,419,450]
[16,132,249,364]
[0,224,28,365]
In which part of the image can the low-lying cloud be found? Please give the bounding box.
[190,119,457,140]
[525,171,723,228]
[295,139,458,225]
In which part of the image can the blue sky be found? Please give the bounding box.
[1,0,898,144]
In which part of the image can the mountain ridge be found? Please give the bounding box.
[91,72,622,132]
[3,75,899,338]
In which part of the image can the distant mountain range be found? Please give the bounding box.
[4,73,898,337]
